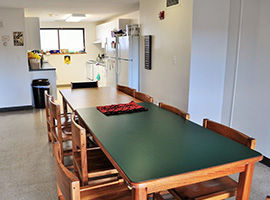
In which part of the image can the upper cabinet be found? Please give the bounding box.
[94,19,130,46]
[25,17,41,50]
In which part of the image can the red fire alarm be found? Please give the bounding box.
[159,11,165,20]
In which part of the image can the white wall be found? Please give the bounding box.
[223,0,270,157]
[41,22,103,85]
[0,8,32,108]
[221,0,242,126]
[139,0,193,111]
[188,0,230,125]
[25,17,41,50]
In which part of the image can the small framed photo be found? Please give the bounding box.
[13,31,24,46]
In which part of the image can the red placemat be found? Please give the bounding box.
[97,101,148,116]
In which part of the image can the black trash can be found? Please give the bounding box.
[32,79,50,109]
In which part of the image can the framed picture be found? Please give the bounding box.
[13,31,24,46]
[144,35,152,70]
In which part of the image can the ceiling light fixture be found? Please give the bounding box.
[66,14,86,22]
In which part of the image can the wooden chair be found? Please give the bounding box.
[117,84,136,97]
[50,99,73,164]
[71,113,118,186]
[53,142,132,200]
[71,81,98,89]
[154,118,256,200]
[45,91,54,142]
[159,102,190,120]
[134,91,153,103]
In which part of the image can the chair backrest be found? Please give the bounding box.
[54,143,80,200]
[50,99,64,161]
[134,91,153,103]
[71,113,88,185]
[117,84,136,97]
[203,119,256,149]
[45,91,54,118]
[45,91,54,141]
[159,102,190,120]
[71,81,98,89]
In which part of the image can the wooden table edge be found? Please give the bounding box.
[129,155,263,193]
[59,89,76,112]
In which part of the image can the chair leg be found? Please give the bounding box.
[153,192,165,200]
[48,130,52,142]
[48,133,51,142]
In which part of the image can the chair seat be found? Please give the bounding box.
[169,176,237,200]
[74,149,117,179]
[62,126,72,139]
[80,182,132,200]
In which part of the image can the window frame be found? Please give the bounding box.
[40,28,86,53]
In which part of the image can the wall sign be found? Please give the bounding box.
[144,35,152,70]
[64,55,71,65]
[166,0,180,8]
[13,31,24,46]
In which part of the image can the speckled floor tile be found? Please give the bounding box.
[0,105,269,200]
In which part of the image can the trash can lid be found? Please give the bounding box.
[32,79,50,86]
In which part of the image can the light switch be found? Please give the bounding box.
[172,56,176,66]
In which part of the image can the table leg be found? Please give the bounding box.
[132,187,147,200]
[236,163,255,200]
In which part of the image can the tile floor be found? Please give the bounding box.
[0,109,57,200]
[0,89,269,199]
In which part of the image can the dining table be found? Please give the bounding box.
[59,86,142,112]
[73,100,262,200]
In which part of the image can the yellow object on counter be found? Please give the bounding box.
[28,52,41,59]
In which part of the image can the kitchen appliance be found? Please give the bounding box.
[106,34,139,90]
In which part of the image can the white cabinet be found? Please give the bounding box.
[95,19,130,44]
[86,61,107,87]
[94,65,107,87]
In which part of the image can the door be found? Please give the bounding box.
[118,36,130,87]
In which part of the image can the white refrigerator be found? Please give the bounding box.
[106,35,139,90]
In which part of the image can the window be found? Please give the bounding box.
[40,28,85,53]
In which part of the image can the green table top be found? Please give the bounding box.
[76,102,262,183]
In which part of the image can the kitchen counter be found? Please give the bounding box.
[29,63,57,103]
[29,63,56,71]
[87,60,106,67]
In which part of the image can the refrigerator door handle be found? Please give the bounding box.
[109,56,132,62]
[119,58,132,62]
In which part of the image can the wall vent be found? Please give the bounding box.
[166,0,180,8]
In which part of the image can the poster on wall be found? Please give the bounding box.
[13,31,24,46]
[144,35,152,70]
[64,55,71,65]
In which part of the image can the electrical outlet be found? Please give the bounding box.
[153,99,159,105]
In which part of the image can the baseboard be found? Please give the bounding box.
[57,84,71,87]
[260,156,270,167]
[0,105,33,112]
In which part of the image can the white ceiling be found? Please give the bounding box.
[0,0,139,22]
